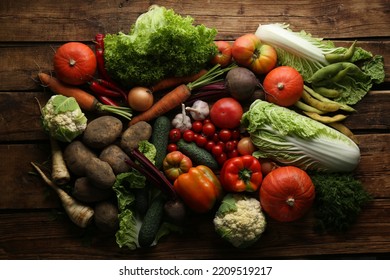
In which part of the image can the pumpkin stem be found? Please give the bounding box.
[286,197,295,207]
[69,58,76,67]
[277,82,284,90]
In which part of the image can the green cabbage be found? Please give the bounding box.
[104,5,218,87]
[241,100,361,172]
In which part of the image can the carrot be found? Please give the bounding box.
[38,72,98,111]
[129,84,191,126]
[38,72,133,120]
[129,63,237,126]
[150,69,208,93]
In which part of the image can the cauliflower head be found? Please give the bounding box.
[41,95,87,142]
[213,193,266,248]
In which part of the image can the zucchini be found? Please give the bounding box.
[150,116,171,170]
[177,139,219,170]
[138,194,165,247]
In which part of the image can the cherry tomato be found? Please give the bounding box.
[191,121,203,133]
[231,129,241,140]
[196,135,208,147]
[212,144,224,157]
[218,129,232,142]
[205,141,215,151]
[227,149,239,158]
[169,128,181,143]
[202,122,216,137]
[216,153,228,166]
[225,140,236,152]
[183,130,195,142]
[167,143,178,152]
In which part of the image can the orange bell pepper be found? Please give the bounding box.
[173,165,222,213]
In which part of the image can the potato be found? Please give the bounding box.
[120,121,152,154]
[99,145,131,174]
[63,140,97,176]
[72,177,114,203]
[85,157,116,190]
[83,116,123,149]
[94,200,119,233]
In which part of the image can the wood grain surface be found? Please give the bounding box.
[0,0,389,260]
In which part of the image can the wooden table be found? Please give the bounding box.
[1,0,389,260]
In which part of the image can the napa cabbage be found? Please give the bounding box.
[241,100,360,172]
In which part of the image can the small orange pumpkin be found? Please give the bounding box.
[259,166,315,222]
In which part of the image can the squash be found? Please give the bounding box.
[259,166,315,222]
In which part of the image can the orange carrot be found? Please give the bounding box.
[38,73,98,111]
[38,72,133,120]
[150,69,208,93]
[129,84,191,126]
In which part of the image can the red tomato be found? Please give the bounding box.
[227,149,239,158]
[183,130,195,142]
[167,143,178,152]
[263,66,304,107]
[231,129,241,140]
[196,135,208,147]
[210,41,232,67]
[218,129,232,142]
[237,136,256,156]
[169,128,181,142]
[205,141,215,152]
[209,98,243,129]
[225,140,236,152]
[216,153,228,166]
[212,144,224,157]
[54,42,97,85]
[202,122,216,137]
[191,121,203,133]
[232,34,277,75]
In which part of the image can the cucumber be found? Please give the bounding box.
[138,194,165,247]
[177,139,219,170]
[150,116,171,170]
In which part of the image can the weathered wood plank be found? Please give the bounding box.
[0,0,389,42]
[1,199,389,259]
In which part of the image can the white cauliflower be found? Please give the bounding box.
[41,95,87,142]
[213,193,266,248]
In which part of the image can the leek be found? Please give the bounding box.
[241,100,360,173]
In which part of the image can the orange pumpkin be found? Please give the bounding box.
[259,166,315,222]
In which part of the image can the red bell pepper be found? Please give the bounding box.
[220,155,263,192]
[173,165,222,213]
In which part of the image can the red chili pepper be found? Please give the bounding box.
[94,33,113,82]
[97,95,119,106]
[89,80,122,98]
[96,79,128,102]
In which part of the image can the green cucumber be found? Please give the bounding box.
[150,116,171,170]
[138,194,165,247]
[177,139,219,170]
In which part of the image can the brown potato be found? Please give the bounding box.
[99,145,131,174]
[83,116,123,149]
[94,200,119,233]
[85,157,116,190]
[63,140,97,176]
[72,177,114,203]
[120,121,152,155]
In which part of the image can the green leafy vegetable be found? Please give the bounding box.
[104,5,218,87]
[241,100,361,172]
[310,172,372,232]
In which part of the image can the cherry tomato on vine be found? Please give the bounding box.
[169,128,181,142]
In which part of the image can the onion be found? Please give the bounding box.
[128,87,154,112]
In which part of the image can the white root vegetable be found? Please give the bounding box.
[31,162,94,228]
[49,137,71,185]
